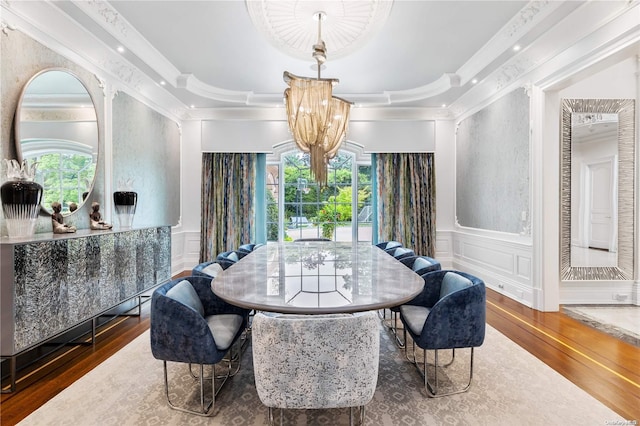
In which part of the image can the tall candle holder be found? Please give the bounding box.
[1,159,42,238]
[113,179,137,229]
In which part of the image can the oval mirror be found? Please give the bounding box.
[15,69,98,216]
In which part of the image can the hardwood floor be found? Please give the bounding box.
[1,285,638,425]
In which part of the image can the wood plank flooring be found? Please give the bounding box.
[1,285,638,425]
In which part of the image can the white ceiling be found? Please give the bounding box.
[48,0,590,111]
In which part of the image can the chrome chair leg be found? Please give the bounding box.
[389,311,405,348]
[188,340,242,380]
[403,332,474,398]
[423,348,474,398]
[223,341,242,377]
[349,405,365,426]
[267,407,274,426]
[163,361,215,416]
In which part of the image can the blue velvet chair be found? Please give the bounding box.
[216,250,247,270]
[388,247,415,261]
[399,270,486,397]
[375,240,403,253]
[237,243,264,254]
[150,276,250,416]
[399,255,442,276]
[385,256,442,347]
[191,261,223,279]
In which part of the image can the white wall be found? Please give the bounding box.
[200,118,437,153]
[559,57,636,99]
[434,120,456,267]
[171,120,202,275]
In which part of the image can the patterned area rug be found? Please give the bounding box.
[19,322,623,425]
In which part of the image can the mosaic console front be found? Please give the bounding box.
[0,227,171,355]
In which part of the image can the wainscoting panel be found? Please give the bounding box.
[170,230,201,275]
[451,230,534,307]
[434,232,453,268]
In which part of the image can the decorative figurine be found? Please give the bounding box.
[51,201,76,233]
[89,201,112,230]
[68,202,78,213]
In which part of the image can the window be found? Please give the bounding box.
[266,148,372,242]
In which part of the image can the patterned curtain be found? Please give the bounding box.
[376,153,436,257]
[200,153,257,262]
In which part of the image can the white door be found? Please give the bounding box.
[587,160,615,250]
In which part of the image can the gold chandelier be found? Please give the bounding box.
[284,12,352,187]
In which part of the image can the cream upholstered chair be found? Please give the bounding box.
[252,311,380,425]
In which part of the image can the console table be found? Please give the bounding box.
[0,226,171,392]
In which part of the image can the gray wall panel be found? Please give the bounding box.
[456,88,530,233]
[112,93,181,228]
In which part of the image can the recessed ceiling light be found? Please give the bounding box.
[441,104,446,108]
[190,105,195,109]
[513,44,521,52]
[471,78,478,84]
[116,46,125,53]
[160,81,166,86]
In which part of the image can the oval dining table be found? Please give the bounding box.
[210,241,424,314]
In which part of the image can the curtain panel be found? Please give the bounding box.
[200,153,257,262]
[376,153,436,257]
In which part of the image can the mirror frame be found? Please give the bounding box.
[561,98,635,280]
[14,67,99,216]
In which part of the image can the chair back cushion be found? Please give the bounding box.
[392,247,415,259]
[383,241,401,249]
[252,311,379,410]
[226,252,239,262]
[412,257,435,272]
[440,272,473,300]
[201,262,223,278]
[166,280,205,317]
[206,314,245,351]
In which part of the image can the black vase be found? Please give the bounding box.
[113,191,137,228]
[1,179,43,238]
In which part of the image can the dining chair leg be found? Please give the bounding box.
[424,348,475,398]
[390,311,405,348]
[163,361,216,416]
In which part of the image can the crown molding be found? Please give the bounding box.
[2,0,185,122]
[449,0,640,120]
[5,0,637,122]
[456,1,564,85]
[176,74,252,104]
[183,105,450,122]
[56,0,574,109]
[387,73,461,104]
